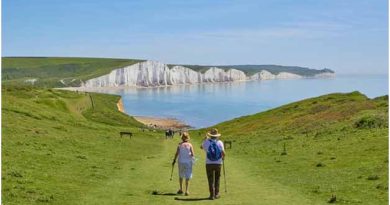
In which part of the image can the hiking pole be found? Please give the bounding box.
[223,159,227,193]
[170,161,175,181]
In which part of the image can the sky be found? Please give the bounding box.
[2,0,388,74]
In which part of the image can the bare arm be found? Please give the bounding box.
[221,141,226,160]
[190,144,195,157]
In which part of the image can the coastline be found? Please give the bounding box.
[117,98,125,113]
[58,79,251,92]
[57,74,335,92]
[116,98,190,129]
[133,116,191,130]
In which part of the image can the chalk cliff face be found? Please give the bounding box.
[83,61,248,87]
[250,70,303,80]
[82,60,332,88]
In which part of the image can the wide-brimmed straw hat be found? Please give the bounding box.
[207,128,221,138]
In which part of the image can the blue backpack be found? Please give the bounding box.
[207,139,222,161]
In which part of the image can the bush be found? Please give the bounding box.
[367,175,380,180]
[354,115,387,129]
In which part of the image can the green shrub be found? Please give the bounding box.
[354,115,387,129]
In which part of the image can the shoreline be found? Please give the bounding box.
[56,87,192,130]
[117,98,125,113]
[133,116,191,130]
[116,98,190,130]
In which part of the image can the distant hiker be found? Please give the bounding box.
[201,128,225,200]
[166,129,174,139]
[165,130,170,139]
[172,132,195,196]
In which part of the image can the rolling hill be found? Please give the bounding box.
[2,57,386,205]
[2,84,388,204]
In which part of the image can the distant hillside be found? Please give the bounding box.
[2,57,142,87]
[172,64,334,76]
[2,57,334,88]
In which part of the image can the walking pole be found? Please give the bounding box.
[170,161,175,181]
[223,159,227,193]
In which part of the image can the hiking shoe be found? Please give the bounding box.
[184,192,189,196]
[177,190,183,195]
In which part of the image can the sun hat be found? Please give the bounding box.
[207,128,221,138]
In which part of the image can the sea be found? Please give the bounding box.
[89,74,388,128]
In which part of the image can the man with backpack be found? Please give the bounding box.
[201,128,225,200]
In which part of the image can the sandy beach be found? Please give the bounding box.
[116,99,190,129]
[133,116,190,130]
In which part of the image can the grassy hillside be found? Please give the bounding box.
[2,57,142,87]
[4,86,317,205]
[2,86,152,204]
[192,91,388,204]
[3,86,388,204]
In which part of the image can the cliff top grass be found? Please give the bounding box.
[2,57,143,87]
[170,64,334,76]
[2,85,388,204]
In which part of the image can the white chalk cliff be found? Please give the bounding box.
[82,60,333,88]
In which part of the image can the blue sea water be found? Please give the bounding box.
[97,75,388,128]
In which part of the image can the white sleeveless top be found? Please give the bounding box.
[178,142,193,163]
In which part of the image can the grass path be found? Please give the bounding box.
[77,136,323,205]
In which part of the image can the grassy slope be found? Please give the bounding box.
[2,87,151,204]
[3,86,388,204]
[192,91,388,204]
[2,57,142,87]
[2,86,319,205]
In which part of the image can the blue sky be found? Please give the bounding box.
[3,0,388,74]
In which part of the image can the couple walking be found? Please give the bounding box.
[172,128,225,200]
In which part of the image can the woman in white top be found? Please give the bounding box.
[172,132,194,196]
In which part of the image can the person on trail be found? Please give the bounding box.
[172,132,195,196]
[201,128,225,200]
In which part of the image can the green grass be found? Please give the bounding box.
[191,91,388,204]
[2,86,388,204]
[2,86,152,204]
[2,57,143,87]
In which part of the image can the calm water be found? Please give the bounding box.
[94,75,388,128]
